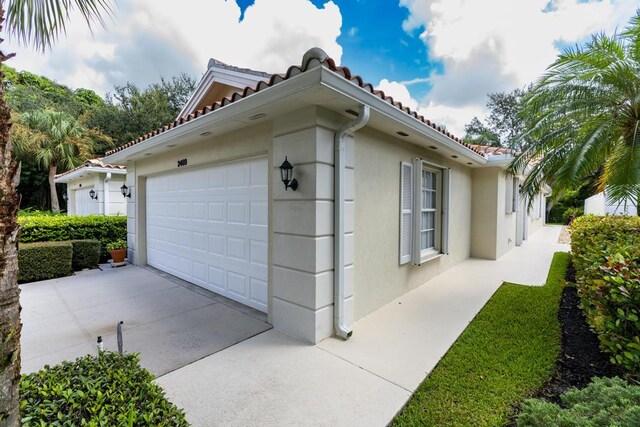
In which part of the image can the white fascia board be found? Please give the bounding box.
[104,68,324,164]
[54,167,127,183]
[177,70,216,119]
[211,67,267,89]
[485,155,514,168]
[177,67,269,120]
[318,69,488,165]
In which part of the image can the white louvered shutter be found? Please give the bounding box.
[441,168,451,255]
[399,161,413,265]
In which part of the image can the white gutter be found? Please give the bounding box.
[103,172,112,215]
[54,167,126,184]
[334,104,370,340]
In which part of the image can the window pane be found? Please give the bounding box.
[427,212,434,229]
[421,231,427,249]
[426,230,434,249]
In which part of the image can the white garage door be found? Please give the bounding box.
[146,158,268,312]
[74,188,99,216]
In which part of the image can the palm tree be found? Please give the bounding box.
[511,10,640,206]
[13,110,99,213]
[0,1,112,424]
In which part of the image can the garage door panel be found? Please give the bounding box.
[147,158,268,313]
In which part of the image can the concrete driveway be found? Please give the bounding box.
[20,265,271,375]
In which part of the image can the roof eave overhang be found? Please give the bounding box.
[318,68,488,165]
[485,154,515,169]
[53,167,127,183]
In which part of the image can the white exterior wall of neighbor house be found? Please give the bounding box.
[66,175,99,215]
[64,173,127,216]
[270,106,355,343]
[584,191,638,216]
[354,127,472,319]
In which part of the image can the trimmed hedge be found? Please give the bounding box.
[20,352,188,426]
[19,214,126,260]
[570,215,640,375]
[71,239,101,270]
[19,242,73,283]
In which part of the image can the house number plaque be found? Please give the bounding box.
[177,158,188,167]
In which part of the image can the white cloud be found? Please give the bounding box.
[395,0,639,135]
[376,79,419,111]
[5,0,343,96]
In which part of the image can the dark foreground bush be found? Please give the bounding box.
[71,239,101,270]
[20,352,188,426]
[19,214,126,259]
[517,377,640,426]
[18,242,72,283]
[570,215,640,374]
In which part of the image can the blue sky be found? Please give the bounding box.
[4,0,639,134]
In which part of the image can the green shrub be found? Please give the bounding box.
[570,215,640,375]
[561,206,583,224]
[20,352,188,426]
[70,239,101,270]
[19,214,126,259]
[106,239,127,251]
[517,377,640,426]
[18,241,73,283]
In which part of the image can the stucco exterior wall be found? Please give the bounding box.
[471,167,501,259]
[270,106,355,343]
[353,127,472,320]
[495,170,517,259]
[105,175,127,216]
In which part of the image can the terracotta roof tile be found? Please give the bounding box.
[105,49,486,158]
[467,145,513,157]
[54,158,126,179]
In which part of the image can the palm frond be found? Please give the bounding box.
[6,0,114,52]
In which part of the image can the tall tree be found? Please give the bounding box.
[0,1,112,424]
[84,74,196,147]
[511,10,640,205]
[13,110,101,213]
[464,87,530,151]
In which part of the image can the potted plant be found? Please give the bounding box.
[106,239,127,264]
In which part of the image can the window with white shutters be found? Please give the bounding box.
[399,159,450,266]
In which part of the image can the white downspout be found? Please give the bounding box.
[103,173,112,215]
[334,104,370,339]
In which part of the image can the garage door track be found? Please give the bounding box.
[20,264,271,376]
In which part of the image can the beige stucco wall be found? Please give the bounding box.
[495,170,517,258]
[470,167,500,259]
[353,127,472,320]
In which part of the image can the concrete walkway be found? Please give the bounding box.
[157,226,570,426]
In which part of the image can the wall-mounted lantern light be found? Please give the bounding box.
[89,189,98,200]
[279,156,298,191]
[120,184,132,198]
[62,192,69,202]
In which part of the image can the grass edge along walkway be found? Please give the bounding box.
[392,252,570,426]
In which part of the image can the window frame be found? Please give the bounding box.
[399,158,450,266]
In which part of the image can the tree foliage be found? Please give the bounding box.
[464,87,529,151]
[511,10,640,205]
[83,73,196,146]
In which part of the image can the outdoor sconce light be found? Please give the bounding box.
[89,189,98,200]
[120,184,132,198]
[62,192,69,202]
[279,156,298,191]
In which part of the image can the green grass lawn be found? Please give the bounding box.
[392,252,570,426]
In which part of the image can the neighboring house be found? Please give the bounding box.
[584,191,638,216]
[54,159,128,216]
[102,48,547,344]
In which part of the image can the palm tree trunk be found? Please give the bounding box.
[0,3,22,425]
[48,164,60,214]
